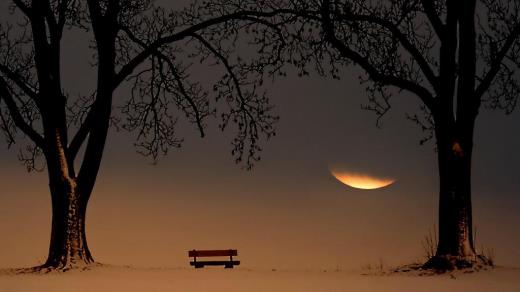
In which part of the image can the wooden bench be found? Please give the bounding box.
[188,249,240,269]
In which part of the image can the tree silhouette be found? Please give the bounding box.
[199,0,520,269]
[318,0,520,270]
[0,0,280,271]
[321,0,520,270]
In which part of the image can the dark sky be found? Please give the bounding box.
[0,1,519,270]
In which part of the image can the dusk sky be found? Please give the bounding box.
[0,1,519,271]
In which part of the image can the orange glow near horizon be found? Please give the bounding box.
[330,170,395,190]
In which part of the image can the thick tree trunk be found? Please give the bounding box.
[423,123,488,270]
[36,129,97,271]
[431,137,475,268]
[43,178,94,270]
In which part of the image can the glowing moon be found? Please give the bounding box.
[330,170,395,190]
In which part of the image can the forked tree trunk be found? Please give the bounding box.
[38,130,97,271]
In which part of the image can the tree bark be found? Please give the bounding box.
[44,178,94,270]
[436,138,475,258]
[424,120,482,270]
[38,129,96,271]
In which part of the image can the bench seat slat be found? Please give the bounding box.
[188,249,238,257]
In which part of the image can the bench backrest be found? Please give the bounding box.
[189,249,238,257]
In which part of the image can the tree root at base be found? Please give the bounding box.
[10,261,102,274]
[422,254,494,272]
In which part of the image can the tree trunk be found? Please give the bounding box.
[423,124,485,270]
[36,129,96,271]
[43,174,94,270]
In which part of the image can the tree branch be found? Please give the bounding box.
[0,77,44,148]
[57,0,73,34]
[420,0,445,37]
[0,99,16,147]
[12,0,32,18]
[41,0,59,39]
[321,0,435,111]
[86,0,103,35]
[114,9,303,88]
[119,26,207,137]
[0,64,39,102]
[190,33,252,119]
[67,108,93,163]
[476,22,520,99]
[336,12,439,91]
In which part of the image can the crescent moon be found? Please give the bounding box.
[330,170,395,190]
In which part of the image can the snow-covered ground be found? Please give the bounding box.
[1,266,519,292]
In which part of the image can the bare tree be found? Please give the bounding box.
[195,0,520,270]
[0,0,281,271]
[321,0,520,270]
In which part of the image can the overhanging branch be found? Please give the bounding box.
[0,77,44,148]
[119,26,206,137]
[335,12,439,91]
[0,64,39,103]
[476,22,520,99]
[114,9,311,88]
[321,0,435,111]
